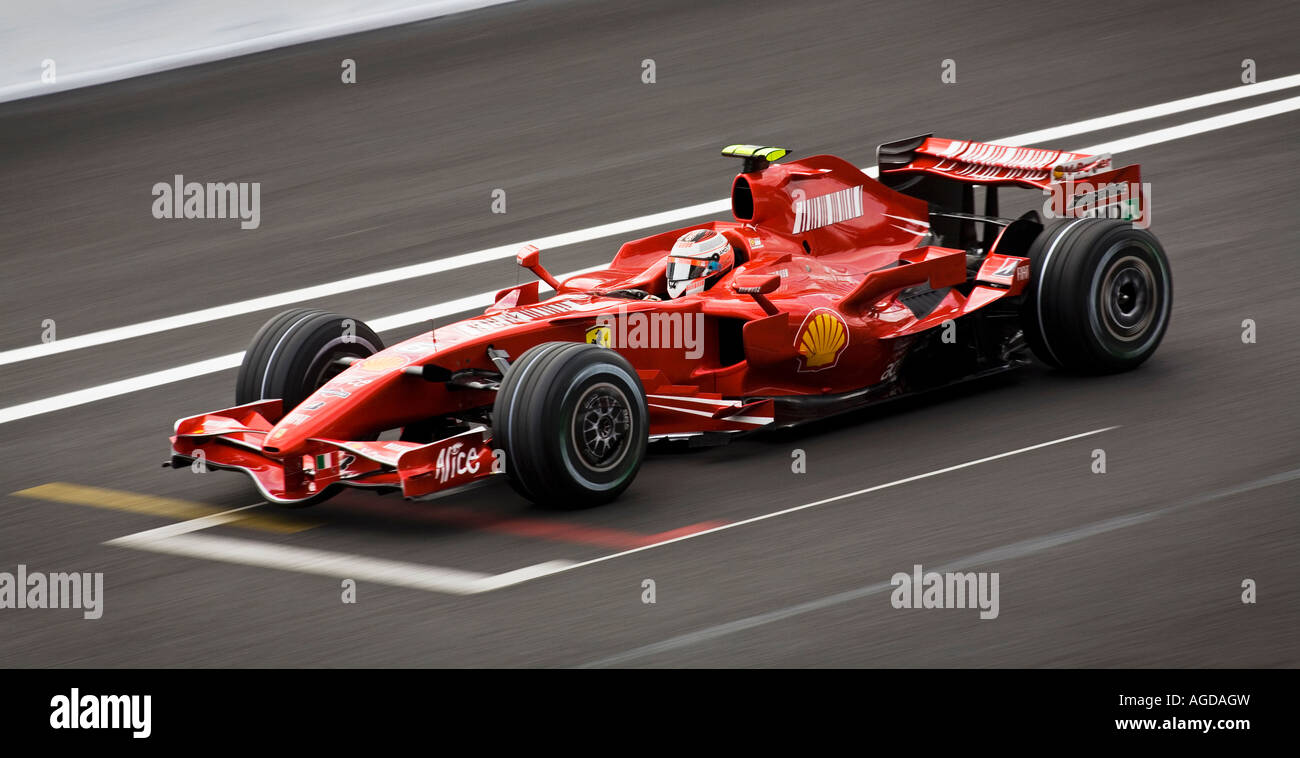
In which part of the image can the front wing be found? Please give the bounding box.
[168,399,496,503]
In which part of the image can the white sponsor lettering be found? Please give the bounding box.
[436,442,481,484]
[792,185,864,234]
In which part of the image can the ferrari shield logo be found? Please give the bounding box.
[585,324,612,348]
[795,308,849,371]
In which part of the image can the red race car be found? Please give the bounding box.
[168,139,1171,507]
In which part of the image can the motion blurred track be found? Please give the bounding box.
[1,0,1297,666]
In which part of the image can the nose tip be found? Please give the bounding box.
[261,439,306,457]
[261,423,308,457]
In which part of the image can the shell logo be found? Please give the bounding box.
[358,354,410,372]
[796,309,849,371]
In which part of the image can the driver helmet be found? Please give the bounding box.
[665,229,734,298]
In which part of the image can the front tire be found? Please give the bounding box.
[493,342,648,508]
[235,308,384,408]
[1021,219,1172,373]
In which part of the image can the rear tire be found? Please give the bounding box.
[235,308,384,408]
[493,342,648,508]
[1021,219,1172,373]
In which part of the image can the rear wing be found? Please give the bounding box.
[877,134,1115,188]
[878,134,1149,228]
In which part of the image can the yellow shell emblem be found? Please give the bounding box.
[797,310,848,370]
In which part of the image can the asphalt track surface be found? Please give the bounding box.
[1,0,1298,667]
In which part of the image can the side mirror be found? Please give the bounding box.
[515,244,561,291]
[516,244,541,269]
[733,274,781,295]
[732,274,781,315]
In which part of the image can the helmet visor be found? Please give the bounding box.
[666,256,712,284]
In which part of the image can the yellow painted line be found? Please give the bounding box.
[11,483,316,534]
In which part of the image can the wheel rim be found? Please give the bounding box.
[304,339,378,392]
[307,350,357,388]
[570,382,633,472]
[1098,251,1157,342]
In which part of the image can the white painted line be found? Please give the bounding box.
[4,73,1298,368]
[473,561,585,592]
[993,73,1300,147]
[4,85,1300,425]
[0,0,521,104]
[0,208,711,364]
[0,267,598,426]
[100,496,578,595]
[106,529,576,595]
[115,503,265,541]
[1073,94,1300,155]
[526,426,1119,581]
[580,466,1300,666]
[366,265,604,332]
[0,354,243,425]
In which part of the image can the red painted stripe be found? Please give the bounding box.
[340,499,727,549]
[424,506,653,548]
[638,520,729,546]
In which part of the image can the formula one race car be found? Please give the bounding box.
[168,138,1171,507]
